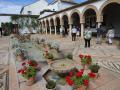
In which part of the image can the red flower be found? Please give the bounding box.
[87,55,91,58]
[69,71,73,77]
[79,69,84,74]
[28,61,33,66]
[18,69,22,73]
[22,62,26,66]
[76,71,83,77]
[79,54,83,59]
[65,76,70,81]
[88,72,96,78]
[67,79,73,86]
[21,70,25,74]
[85,55,88,58]
[83,80,89,86]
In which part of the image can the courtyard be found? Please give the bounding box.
[0,35,120,90]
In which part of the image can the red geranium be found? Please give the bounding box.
[22,62,26,66]
[21,70,25,74]
[79,54,83,59]
[67,80,73,86]
[83,80,89,86]
[88,72,96,78]
[69,71,73,77]
[76,71,83,77]
[18,69,22,73]
[65,76,71,81]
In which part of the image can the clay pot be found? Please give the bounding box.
[77,86,87,90]
[16,55,24,62]
[74,85,87,90]
[26,77,35,86]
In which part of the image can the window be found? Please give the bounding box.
[28,11,32,15]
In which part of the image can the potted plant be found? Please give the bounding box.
[18,66,37,86]
[66,53,73,60]
[46,52,54,64]
[89,63,100,78]
[46,80,56,90]
[50,42,60,52]
[65,69,95,90]
[79,54,92,69]
[15,48,24,62]
[26,60,40,71]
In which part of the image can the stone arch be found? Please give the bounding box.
[55,15,61,34]
[61,13,70,25]
[69,9,81,24]
[99,0,120,16]
[82,5,99,22]
[99,0,120,37]
[50,18,54,26]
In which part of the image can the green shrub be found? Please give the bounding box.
[46,80,56,89]
[89,63,100,73]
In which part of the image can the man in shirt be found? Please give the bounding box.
[71,26,77,41]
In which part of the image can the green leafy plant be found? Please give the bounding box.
[18,66,36,79]
[67,53,73,59]
[46,53,54,60]
[65,70,96,88]
[15,48,23,56]
[79,54,92,65]
[89,63,100,73]
[46,80,56,89]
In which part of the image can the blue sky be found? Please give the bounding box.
[0,0,85,14]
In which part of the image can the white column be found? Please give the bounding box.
[50,26,52,35]
[54,26,57,35]
[69,24,72,37]
[45,26,47,35]
[97,22,102,28]
[81,23,84,38]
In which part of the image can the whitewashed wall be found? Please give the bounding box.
[21,0,48,15]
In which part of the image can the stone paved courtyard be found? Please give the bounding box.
[0,35,120,90]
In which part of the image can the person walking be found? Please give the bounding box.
[84,27,92,48]
[60,26,64,38]
[106,27,115,44]
[0,27,2,37]
[71,26,77,41]
[96,25,103,44]
[76,27,80,37]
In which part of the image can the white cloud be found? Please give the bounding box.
[0,1,22,14]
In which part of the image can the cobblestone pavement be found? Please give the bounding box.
[0,36,9,90]
[1,35,120,90]
[36,34,120,90]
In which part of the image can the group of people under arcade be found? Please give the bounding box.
[59,24,115,48]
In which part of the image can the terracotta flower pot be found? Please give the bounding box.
[74,85,87,90]
[77,86,86,90]
[26,77,35,86]
[46,86,56,90]
[16,55,24,62]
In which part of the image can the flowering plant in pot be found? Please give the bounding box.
[65,69,96,90]
[46,52,54,64]
[79,54,92,69]
[15,48,24,62]
[89,63,100,78]
[46,80,56,90]
[50,42,60,52]
[18,65,37,86]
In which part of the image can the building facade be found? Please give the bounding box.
[38,0,120,38]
